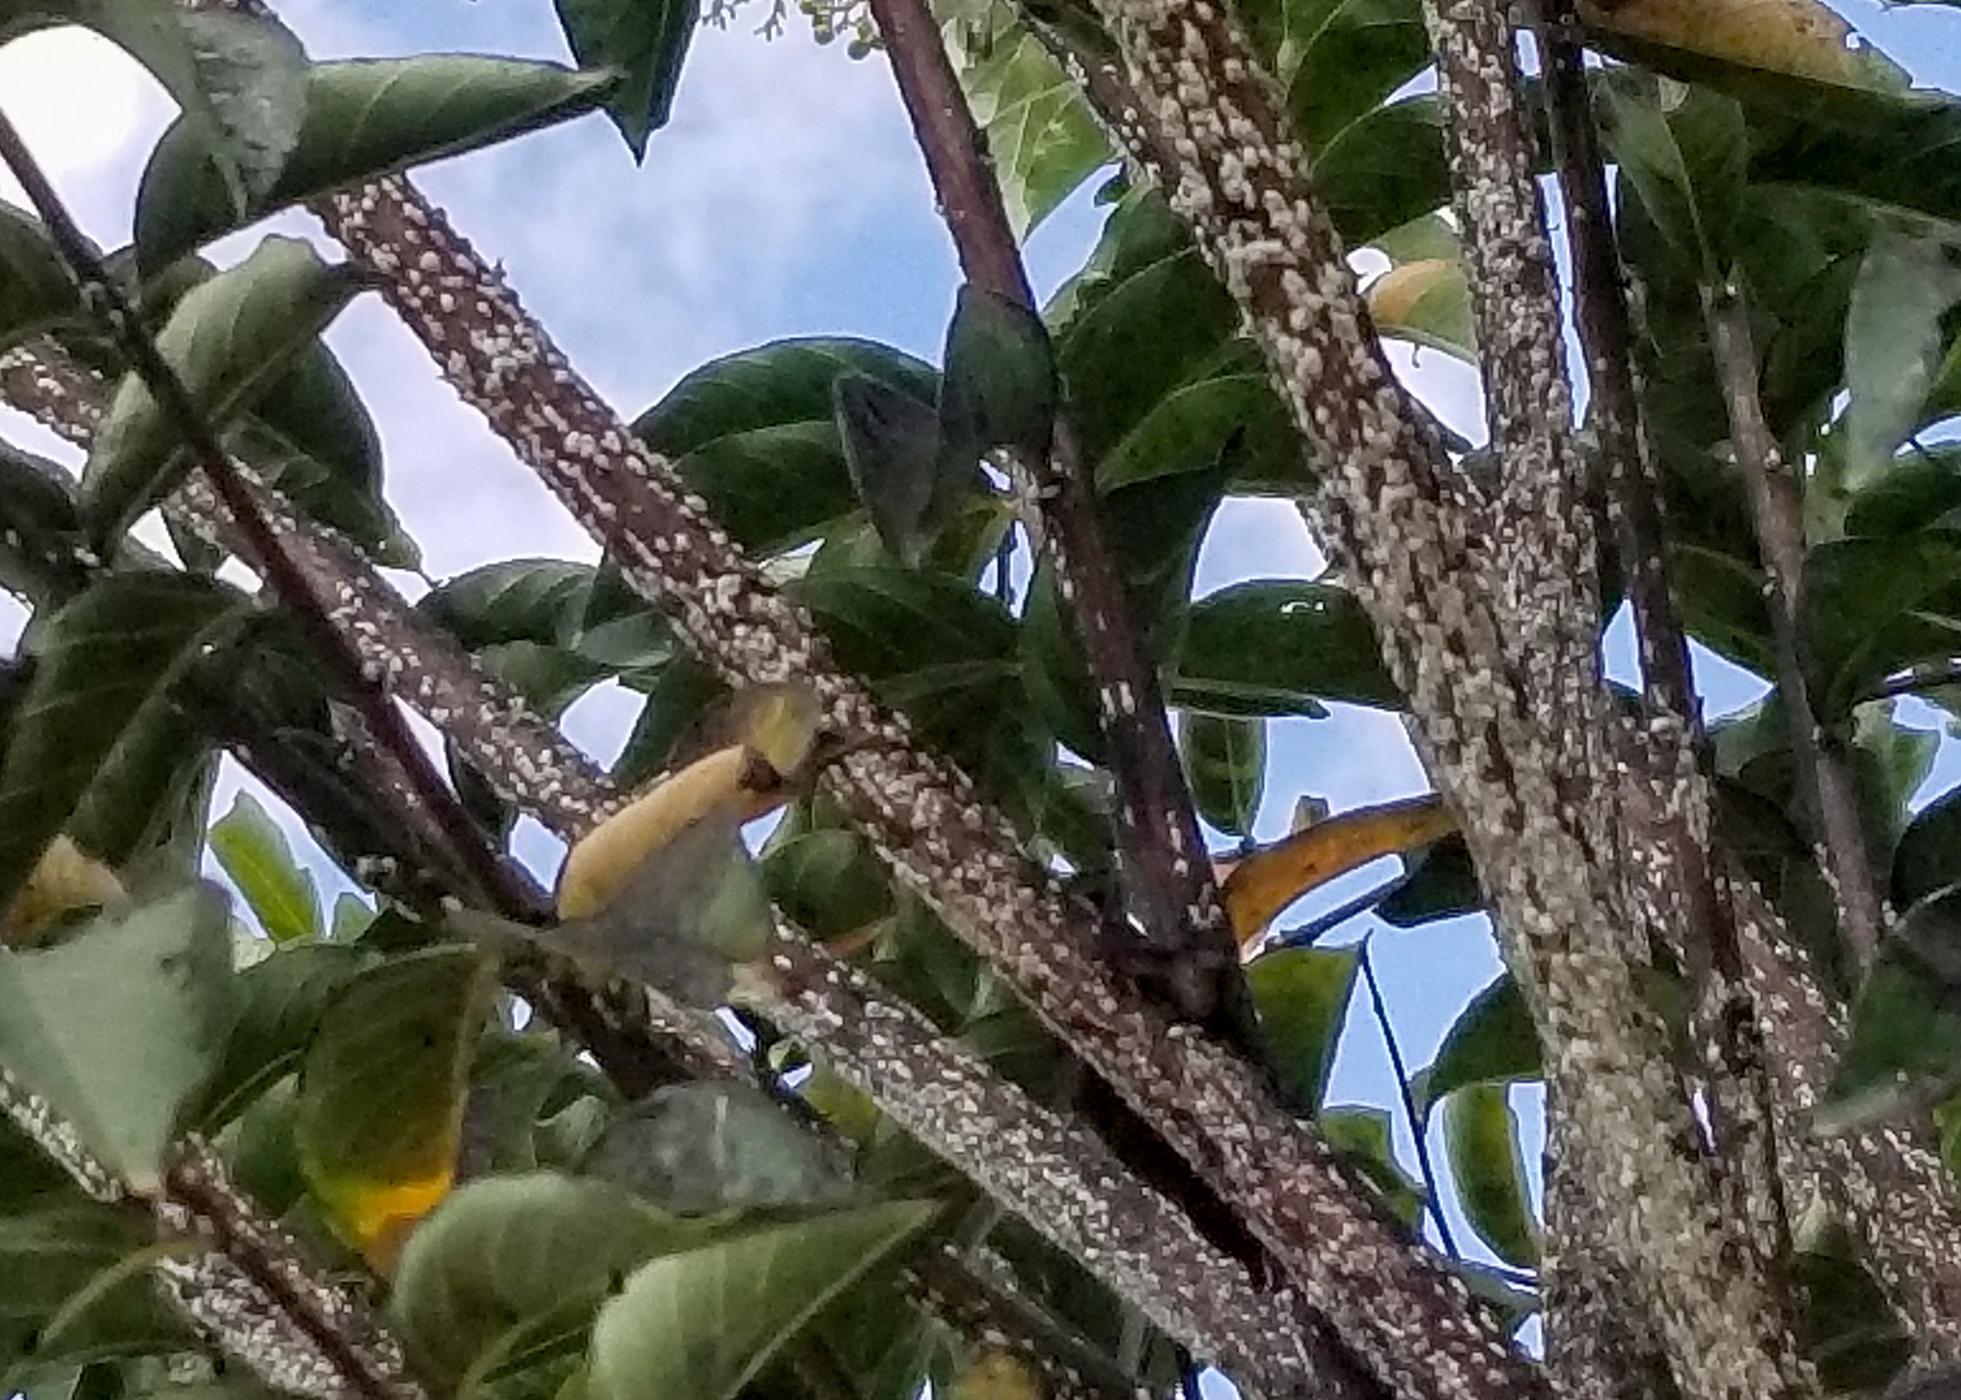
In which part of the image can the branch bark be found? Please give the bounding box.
[865,0,1256,1047]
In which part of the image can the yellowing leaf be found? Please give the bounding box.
[338,1168,456,1274]
[948,1348,1044,1400]
[2,836,126,948]
[1365,259,1476,360]
[556,743,787,920]
[727,682,822,777]
[1221,796,1456,946]
[1581,0,1883,89]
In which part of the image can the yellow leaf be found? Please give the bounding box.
[556,743,788,920]
[948,1348,1044,1400]
[727,682,823,777]
[2,835,126,948]
[327,1165,455,1274]
[1222,796,1456,947]
[1581,0,1882,89]
[1367,258,1456,327]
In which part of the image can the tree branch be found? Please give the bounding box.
[1705,287,1886,970]
[865,0,1257,1048]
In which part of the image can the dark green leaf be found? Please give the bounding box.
[1598,73,1747,279]
[0,1203,185,1374]
[633,339,937,459]
[1179,710,1265,837]
[1246,945,1357,1111]
[1417,973,1539,1114]
[1258,0,1430,151]
[0,442,88,605]
[134,58,618,272]
[390,1172,706,1383]
[1094,374,1310,494]
[580,1082,855,1214]
[612,654,724,789]
[1173,580,1398,715]
[82,237,368,545]
[1845,444,1961,538]
[209,791,321,945]
[1895,783,1961,912]
[196,941,371,1130]
[1798,535,1961,718]
[676,422,862,556]
[0,573,245,911]
[1442,1083,1540,1269]
[1795,1244,1913,1394]
[762,828,893,941]
[835,373,946,567]
[0,200,81,351]
[587,1200,939,1400]
[1314,96,1451,246]
[940,285,1058,477]
[555,0,699,159]
[1376,835,1483,928]
[1824,890,1961,1126]
[0,885,233,1191]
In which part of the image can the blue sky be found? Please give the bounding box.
[5,0,1961,1353]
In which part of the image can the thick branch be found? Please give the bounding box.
[1706,288,1886,969]
[867,0,1255,1042]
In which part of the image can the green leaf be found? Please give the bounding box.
[296,946,497,1264]
[390,1172,705,1383]
[1795,1244,1914,1394]
[1173,580,1399,715]
[1093,374,1309,494]
[0,1203,185,1373]
[1417,973,1540,1114]
[634,338,939,457]
[1313,96,1451,247]
[1825,891,1961,1127]
[1179,711,1265,838]
[1443,1083,1540,1269]
[208,792,321,945]
[1376,835,1484,928]
[66,700,215,882]
[1365,255,1476,361]
[762,828,894,941]
[81,237,368,546]
[1797,535,1961,719]
[1597,73,1748,280]
[1844,444,1961,538]
[940,285,1059,470]
[587,1201,939,1400]
[0,573,245,911]
[835,373,947,568]
[1838,233,1961,503]
[0,4,307,211]
[0,200,81,352]
[555,0,698,159]
[195,941,371,1130]
[0,886,233,1192]
[612,654,723,790]
[957,24,1111,235]
[1254,0,1430,151]
[1317,1105,1422,1228]
[579,1082,856,1214]
[1895,783,1961,912]
[0,441,88,606]
[134,58,618,272]
[633,339,940,557]
[1245,945,1358,1111]
[1058,250,1235,462]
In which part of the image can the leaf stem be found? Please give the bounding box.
[1359,935,1459,1260]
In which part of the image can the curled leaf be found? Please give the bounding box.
[1221,796,1456,945]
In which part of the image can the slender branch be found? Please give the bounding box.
[1358,937,1458,1261]
[1863,659,1961,706]
[0,108,531,923]
[1705,286,1887,969]
[1269,874,1408,952]
[865,0,1256,1046]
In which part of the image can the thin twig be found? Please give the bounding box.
[1705,284,1888,969]
[1267,874,1409,953]
[0,107,532,923]
[1863,659,1961,706]
[1358,936,1459,1260]
[862,0,1257,1049]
